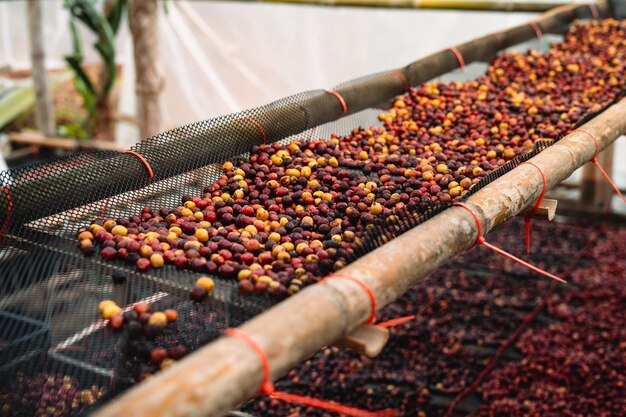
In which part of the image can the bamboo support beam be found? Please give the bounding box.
[94,100,626,417]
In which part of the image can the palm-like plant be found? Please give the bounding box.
[64,0,126,140]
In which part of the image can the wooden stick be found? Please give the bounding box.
[8,131,127,152]
[334,324,390,357]
[518,198,558,221]
[93,81,626,417]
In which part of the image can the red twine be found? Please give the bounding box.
[454,202,566,283]
[520,162,547,255]
[224,328,397,417]
[449,47,465,70]
[570,129,626,203]
[244,117,267,144]
[391,70,410,90]
[0,186,13,243]
[327,90,348,113]
[324,273,377,324]
[530,21,543,40]
[99,197,111,220]
[124,151,154,179]
[377,315,416,328]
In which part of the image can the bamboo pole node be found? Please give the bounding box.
[519,161,548,254]
[323,273,377,324]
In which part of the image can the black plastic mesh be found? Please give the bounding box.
[0,4,617,416]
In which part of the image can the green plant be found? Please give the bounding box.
[64,0,126,139]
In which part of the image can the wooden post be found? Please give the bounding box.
[129,0,163,140]
[597,142,615,211]
[26,0,55,136]
[93,98,626,417]
[580,142,615,209]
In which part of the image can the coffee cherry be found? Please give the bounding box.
[195,276,215,293]
[190,285,208,302]
[148,312,168,329]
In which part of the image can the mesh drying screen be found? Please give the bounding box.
[0,11,622,417]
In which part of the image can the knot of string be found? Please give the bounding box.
[449,47,465,70]
[520,162,547,254]
[570,129,625,203]
[124,151,154,179]
[224,328,398,417]
[454,202,566,283]
[530,21,543,40]
[244,117,267,144]
[324,273,377,324]
[327,90,348,113]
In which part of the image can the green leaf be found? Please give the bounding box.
[68,17,83,57]
[106,0,127,34]
[64,56,96,95]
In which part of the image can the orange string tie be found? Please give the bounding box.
[99,197,111,220]
[454,202,566,283]
[449,47,465,70]
[377,315,416,328]
[224,328,398,417]
[324,273,377,324]
[0,186,13,244]
[571,128,626,203]
[244,117,267,144]
[327,90,348,113]
[520,162,547,255]
[588,3,600,20]
[124,151,154,179]
[530,21,543,41]
[391,70,410,90]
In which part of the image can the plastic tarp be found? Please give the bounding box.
[0,0,624,191]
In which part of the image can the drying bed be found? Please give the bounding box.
[241,217,626,416]
[0,2,623,416]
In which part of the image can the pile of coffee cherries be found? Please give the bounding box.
[116,303,229,382]
[474,227,626,417]
[78,19,625,298]
[242,217,626,416]
[0,373,105,417]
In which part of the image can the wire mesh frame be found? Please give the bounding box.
[0,3,615,416]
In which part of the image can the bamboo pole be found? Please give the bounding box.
[94,96,626,417]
